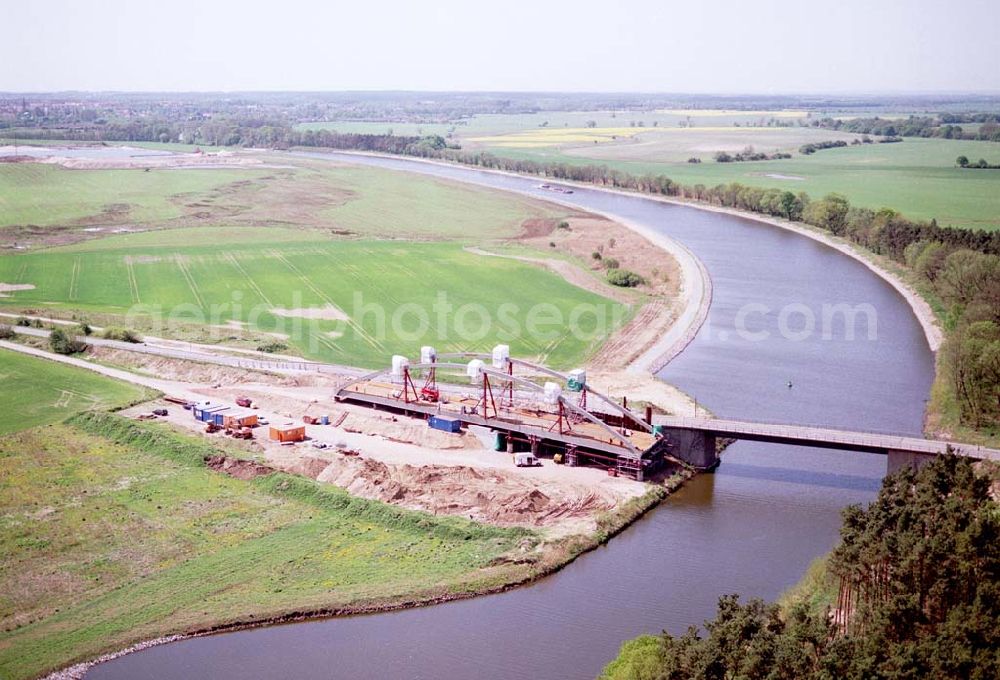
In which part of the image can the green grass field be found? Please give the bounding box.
[482,136,1000,231]
[0,163,275,229]
[316,163,558,238]
[0,412,533,680]
[0,348,147,433]
[0,159,561,240]
[0,230,627,368]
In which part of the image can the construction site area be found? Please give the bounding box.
[336,344,676,481]
[95,340,685,535]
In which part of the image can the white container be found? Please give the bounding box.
[420,345,437,364]
[543,381,562,405]
[391,355,409,377]
[491,344,510,368]
[467,359,485,381]
[567,368,586,392]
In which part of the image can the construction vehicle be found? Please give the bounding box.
[514,452,540,467]
[205,422,221,433]
[236,396,252,408]
[223,423,253,439]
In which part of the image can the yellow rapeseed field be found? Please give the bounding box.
[468,127,653,147]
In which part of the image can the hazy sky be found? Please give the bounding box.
[4,0,998,93]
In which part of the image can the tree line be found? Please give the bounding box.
[813,114,1000,142]
[713,147,792,162]
[800,139,848,154]
[957,155,1000,169]
[599,455,1000,680]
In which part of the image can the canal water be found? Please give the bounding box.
[87,153,935,680]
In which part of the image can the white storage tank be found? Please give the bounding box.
[467,359,485,381]
[420,345,437,364]
[491,344,510,368]
[391,355,410,377]
[543,381,562,405]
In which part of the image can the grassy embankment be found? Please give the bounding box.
[836,246,1000,448]
[0,347,150,433]
[0,159,632,369]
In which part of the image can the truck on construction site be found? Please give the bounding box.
[514,452,540,467]
[236,396,253,408]
[226,425,253,440]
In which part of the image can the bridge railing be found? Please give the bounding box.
[654,415,999,459]
[657,414,925,441]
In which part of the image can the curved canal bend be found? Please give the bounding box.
[88,153,935,680]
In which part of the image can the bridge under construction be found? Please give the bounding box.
[336,346,675,481]
[336,346,1000,480]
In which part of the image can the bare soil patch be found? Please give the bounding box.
[40,151,273,171]
[269,304,350,321]
[272,449,639,532]
[530,215,680,299]
[518,216,561,238]
[506,215,684,370]
[0,282,35,297]
[204,454,274,480]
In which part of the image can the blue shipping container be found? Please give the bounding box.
[197,405,228,423]
[428,416,462,433]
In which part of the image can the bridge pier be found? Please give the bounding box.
[886,449,937,475]
[660,428,718,471]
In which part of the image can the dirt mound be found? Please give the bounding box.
[519,217,560,238]
[286,456,332,479]
[290,454,621,530]
[205,454,274,480]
